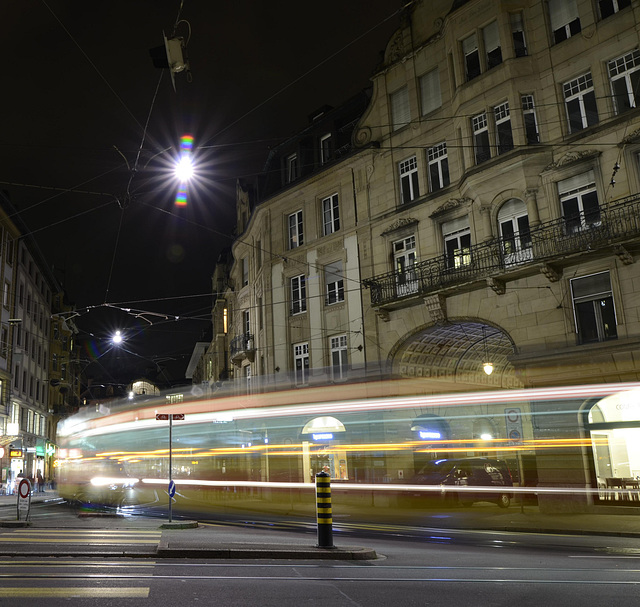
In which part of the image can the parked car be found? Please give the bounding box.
[411,457,514,508]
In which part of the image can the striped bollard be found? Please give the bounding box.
[315,470,334,548]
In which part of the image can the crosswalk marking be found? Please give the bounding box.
[0,528,162,545]
[0,587,150,598]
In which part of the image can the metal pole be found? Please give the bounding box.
[315,470,334,548]
[169,415,173,523]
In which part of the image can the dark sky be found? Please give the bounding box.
[1,1,401,386]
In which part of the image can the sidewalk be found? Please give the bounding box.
[0,490,638,559]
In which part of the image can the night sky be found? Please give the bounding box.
[1,1,401,386]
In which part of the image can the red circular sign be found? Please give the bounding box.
[18,479,30,499]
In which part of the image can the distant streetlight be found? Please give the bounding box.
[112,330,123,345]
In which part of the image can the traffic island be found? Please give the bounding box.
[159,520,199,529]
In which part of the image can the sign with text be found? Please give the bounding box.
[156,413,184,420]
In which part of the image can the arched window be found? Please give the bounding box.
[497,199,531,265]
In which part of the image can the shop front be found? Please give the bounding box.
[588,388,640,504]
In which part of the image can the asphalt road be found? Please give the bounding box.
[1,500,639,605]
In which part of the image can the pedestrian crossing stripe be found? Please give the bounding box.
[0,529,162,544]
[0,587,150,598]
[5,529,161,535]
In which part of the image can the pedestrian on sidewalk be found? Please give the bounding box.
[37,471,44,493]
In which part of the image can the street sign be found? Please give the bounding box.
[172,414,185,421]
[168,480,176,498]
[17,478,31,521]
[156,413,169,420]
[156,413,184,420]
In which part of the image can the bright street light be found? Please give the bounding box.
[112,330,123,345]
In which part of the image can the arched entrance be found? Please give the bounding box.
[300,416,348,481]
[390,321,521,389]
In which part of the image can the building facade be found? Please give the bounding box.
[200,0,640,511]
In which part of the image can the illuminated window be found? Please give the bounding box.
[443,217,471,269]
[394,236,418,296]
[571,272,617,344]
[558,171,600,234]
[288,210,304,249]
[223,307,228,334]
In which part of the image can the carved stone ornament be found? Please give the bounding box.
[487,277,506,295]
[613,245,634,265]
[424,294,447,324]
[354,126,372,147]
[381,217,419,236]
[539,263,561,283]
[621,128,640,145]
[387,30,405,63]
[375,308,390,322]
[430,197,473,218]
[542,150,600,172]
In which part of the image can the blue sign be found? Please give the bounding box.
[168,480,176,498]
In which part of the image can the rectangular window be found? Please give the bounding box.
[242,257,249,287]
[399,156,420,203]
[288,210,304,249]
[390,86,410,131]
[511,12,527,57]
[330,335,348,381]
[483,21,502,69]
[0,327,7,358]
[286,153,298,183]
[427,142,450,192]
[322,193,340,235]
[472,112,491,164]
[320,133,332,164]
[494,102,513,155]
[599,0,631,19]
[291,275,307,315]
[571,272,617,344]
[549,0,581,43]
[394,235,418,296]
[522,95,540,144]
[2,281,9,309]
[443,217,471,269]
[293,342,309,386]
[608,50,640,115]
[463,33,481,81]
[563,73,599,133]
[419,69,441,115]
[325,261,344,305]
[243,310,250,336]
[558,170,601,234]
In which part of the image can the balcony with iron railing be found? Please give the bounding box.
[364,193,640,308]
[230,332,255,364]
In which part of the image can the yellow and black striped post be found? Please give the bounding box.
[315,470,334,548]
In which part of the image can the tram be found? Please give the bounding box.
[55,380,640,521]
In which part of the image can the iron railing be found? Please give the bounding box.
[230,333,254,359]
[364,193,640,307]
